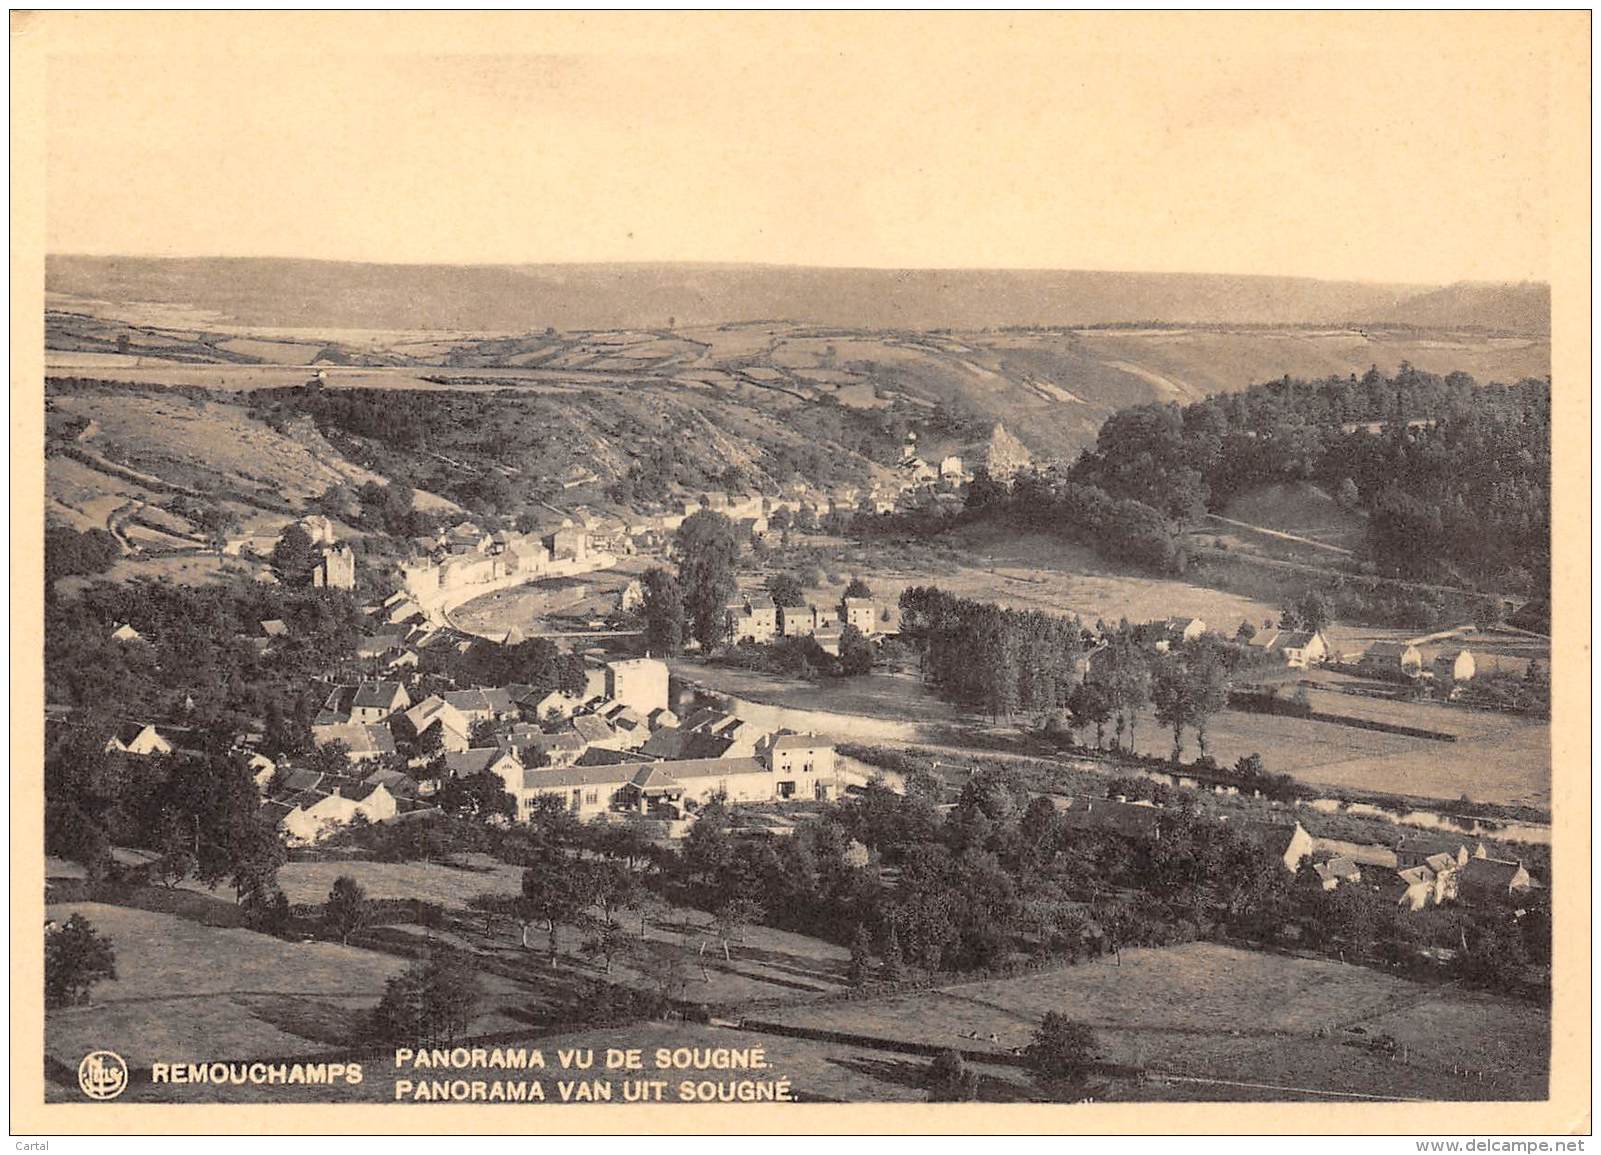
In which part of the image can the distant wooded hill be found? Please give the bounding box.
[46,256,1549,335]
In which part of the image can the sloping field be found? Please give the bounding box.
[44,902,547,1071]
[762,942,1547,1101]
[270,856,524,909]
[1221,482,1368,551]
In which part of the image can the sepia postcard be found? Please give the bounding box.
[9,10,1591,1137]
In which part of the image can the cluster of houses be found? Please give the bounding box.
[724,593,879,655]
[1045,793,1536,914]
[1235,818,1534,912]
[397,518,617,617]
[251,654,850,843]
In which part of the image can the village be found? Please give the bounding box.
[95,488,1542,929]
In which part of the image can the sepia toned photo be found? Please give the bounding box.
[10,11,1590,1136]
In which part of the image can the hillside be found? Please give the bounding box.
[45,317,1552,470]
[1373,281,1551,335]
[46,255,1548,334]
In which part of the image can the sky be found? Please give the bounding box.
[38,12,1571,283]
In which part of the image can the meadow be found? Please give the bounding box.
[761,942,1548,1102]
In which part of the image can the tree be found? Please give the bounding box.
[1024,1013,1098,1090]
[675,511,740,651]
[838,624,874,676]
[880,923,909,982]
[1283,588,1335,633]
[765,573,806,608]
[1150,657,1197,762]
[270,523,319,585]
[1067,680,1113,750]
[436,772,516,821]
[323,875,370,945]
[843,576,873,600]
[640,566,686,656]
[368,952,482,1046]
[45,914,118,1008]
[925,1049,981,1102]
[1337,477,1361,510]
[522,854,596,966]
[580,917,634,975]
[709,898,765,961]
[847,924,874,986]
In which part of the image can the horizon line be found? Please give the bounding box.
[43,252,1550,291]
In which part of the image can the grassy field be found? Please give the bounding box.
[762,942,1548,1102]
[1121,700,1548,810]
[812,526,1284,637]
[1218,481,1369,552]
[43,891,859,1099]
[45,902,416,1068]
[268,856,526,909]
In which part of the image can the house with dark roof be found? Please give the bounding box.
[1238,819,1315,872]
[1312,856,1362,890]
[1394,835,1476,871]
[349,681,410,723]
[444,746,522,781]
[565,712,625,750]
[498,727,587,768]
[1055,796,1164,841]
[270,780,399,845]
[1273,630,1329,669]
[1360,640,1424,680]
[356,630,409,661]
[1457,857,1533,905]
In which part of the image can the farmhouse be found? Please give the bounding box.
[764,732,836,780]
[1433,648,1477,683]
[1394,835,1476,871]
[1273,630,1329,669]
[1360,641,1424,680]
[110,622,145,644]
[545,524,589,562]
[273,781,398,845]
[1240,820,1315,872]
[1457,857,1534,905]
[104,722,174,757]
[1055,796,1163,841]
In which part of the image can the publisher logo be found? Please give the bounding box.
[78,1051,128,1101]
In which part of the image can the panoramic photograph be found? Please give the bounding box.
[19,11,1582,1130]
